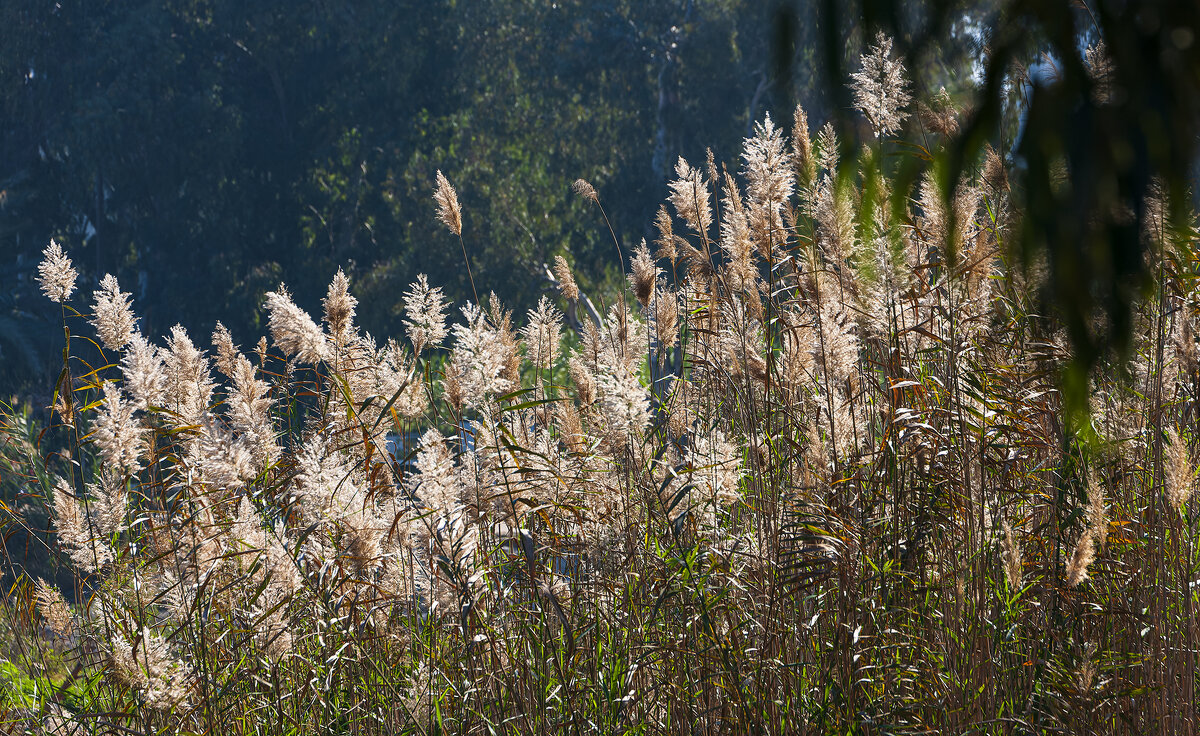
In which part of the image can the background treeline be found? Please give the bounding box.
[0,0,990,396]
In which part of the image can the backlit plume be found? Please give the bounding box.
[849,31,911,138]
[122,333,167,410]
[572,178,600,204]
[450,303,513,408]
[521,296,563,371]
[211,322,238,377]
[434,170,463,236]
[37,239,78,304]
[91,274,137,352]
[669,157,713,236]
[1165,427,1196,511]
[92,382,142,474]
[553,255,580,301]
[323,268,358,346]
[630,240,659,309]
[264,285,329,364]
[34,579,73,636]
[403,274,449,354]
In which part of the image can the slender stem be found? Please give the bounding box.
[457,232,479,305]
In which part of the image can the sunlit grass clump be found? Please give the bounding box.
[3,36,1199,735]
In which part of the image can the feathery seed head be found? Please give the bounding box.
[108,627,192,710]
[653,206,679,263]
[450,303,513,409]
[983,144,1008,192]
[93,382,142,474]
[163,324,217,426]
[410,429,463,516]
[569,355,596,407]
[792,105,815,188]
[1066,529,1097,587]
[323,268,358,346]
[590,306,650,444]
[442,361,464,413]
[555,399,587,454]
[292,433,368,528]
[34,579,72,636]
[1165,428,1195,511]
[920,87,960,137]
[434,170,463,236]
[917,172,980,260]
[668,157,714,236]
[849,31,912,138]
[122,333,166,411]
[91,274,137,352]
[815,122,840,176]
[521,296,563,371]
[90,469,129,537]
[653,287,679,356]
[630,239,659,309]
[1000,518,1023,591]
[374,338,427,419]
[552,256,579,301]
[194,416,256,491]
[488,294,522,385]
[719,175,755,286]
[52,477,112,573]
[211,322,238,378]
[742,114,794,226]
[688,428,745,511]
[264,285,329,364]
[1086,470,1109,550]
[1076,643,1099,694]
[37,240,77,304]
[403,274,449,355]
[572,178,600,204]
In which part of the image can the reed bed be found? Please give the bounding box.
[1,37,1198,735]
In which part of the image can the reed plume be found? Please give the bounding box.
[211,322,238,377]
[1066,528,1097,587]
[629,239,658,309]
[37,239,77,304]
[92,382,142,474]
[322,268,358,347]
[572,178,600,204]
[1165,427,1196,511]
[552,255,580,301]
[403,274,450,355]
[263,285,329,364]
[668,157,714,237]
[433,170,462,236]
[1000,518,1023,591]
[849,31,911,138]
[90,274,136,352]
[121,332,166,410]
[33,579,72,636]
[434,170,478,302]
[520,296,563,371]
